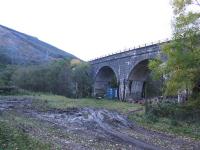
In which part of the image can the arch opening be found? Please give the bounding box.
[127,59,162,100]
[94,66,118,99]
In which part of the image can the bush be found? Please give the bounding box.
[12,59,92,98]
[170,119,179,126]
[147,101,200,123]
[145,113,159,123]
[0,121,50,149]
[147,101,177,118]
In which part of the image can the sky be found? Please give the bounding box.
[0,0,173,61]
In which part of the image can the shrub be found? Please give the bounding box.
[170,119,179,126]
[147,100,200,123]
[145,113,159,123]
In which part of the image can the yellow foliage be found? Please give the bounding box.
[70,59,81,66]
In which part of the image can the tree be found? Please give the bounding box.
[11,59,92,98]
[12,59,74,97]
[149,0,200,98]
[71,62,92,98]
[0,64,16,86]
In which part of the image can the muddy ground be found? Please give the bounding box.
[0,97,199,150]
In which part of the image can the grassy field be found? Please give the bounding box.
[0,118,51,150]
[29,94,200,140]
[128,109,200,140]
[31,94,143,113]
[0,93,199,149]
[0,94,143,149]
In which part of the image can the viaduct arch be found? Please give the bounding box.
[90,42,167,101]
[94,66,118,97]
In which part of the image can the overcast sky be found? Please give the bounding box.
[0,0,173,61]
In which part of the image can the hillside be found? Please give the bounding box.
[0,25,77,65]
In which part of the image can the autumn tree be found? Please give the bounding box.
[149,0,200,99]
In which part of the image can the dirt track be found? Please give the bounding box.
[0,97,199,150]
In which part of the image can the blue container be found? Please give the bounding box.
[106,88,118,99]
[106,88,113,99]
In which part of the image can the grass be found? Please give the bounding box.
[128,110,200,140]
[0,94,143,149]
[0,93,199,146]
[31,94,143,113]
[0,120,51,150]
[0,111,65,150]
[31,94,200,140]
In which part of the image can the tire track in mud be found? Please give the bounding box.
[89,109,162,150]
[28,108,165,150]
[0,98,161,149]
[0,97,199,150]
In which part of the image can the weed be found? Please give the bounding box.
[0,121,51,150]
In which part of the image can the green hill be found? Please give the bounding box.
[0,25,77,65]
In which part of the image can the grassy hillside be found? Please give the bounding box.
[0,25,77,65]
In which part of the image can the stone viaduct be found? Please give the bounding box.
[90,41,167,101]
